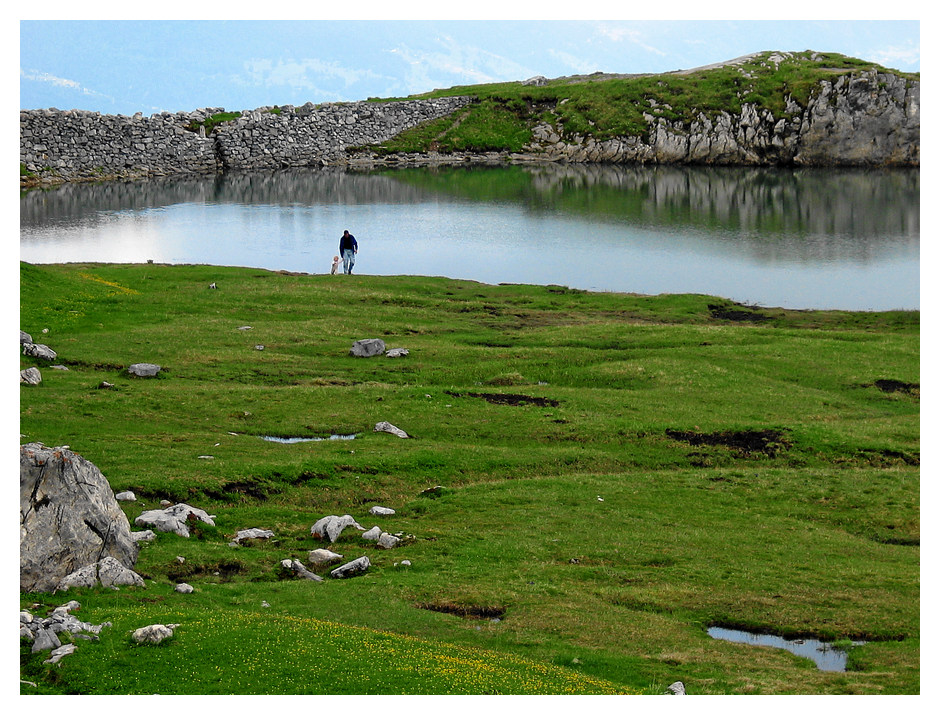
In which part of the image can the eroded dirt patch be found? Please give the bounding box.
[415,601,507,620]
[708,302,771,323]
[872,379,919,397]
[665,428,790,455]
[445,390,560,407]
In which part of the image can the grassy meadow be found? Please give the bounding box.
[19,261,919,694]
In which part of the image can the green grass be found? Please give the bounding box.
[20,262,919,694]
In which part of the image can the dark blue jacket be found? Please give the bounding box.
[340,233,358,252]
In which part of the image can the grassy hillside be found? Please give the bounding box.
[369,50,919,154]
[20,262,919,694]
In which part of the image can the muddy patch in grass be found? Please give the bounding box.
[871,379,919,398]
[666,428,790,456]
[415,601,507,620]
[445,390,560,407]
[708,302,772,323]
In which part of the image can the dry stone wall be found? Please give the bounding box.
[20,97,473,183]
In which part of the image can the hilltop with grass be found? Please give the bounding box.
[19,262,919,694]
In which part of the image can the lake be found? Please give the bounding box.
[20,164,919,311]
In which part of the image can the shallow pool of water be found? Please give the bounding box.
[707,627,865,672]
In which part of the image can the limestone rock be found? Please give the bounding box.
[666,681,686,695]
[310,514,365,543]
[23,342,57,360]
[134,503,215,537]
[377,532,401,549]
[385,348,409,358]
[281,558,324,581]
[174,583,194,593]
[308,548,344,565]
[233,527,274,543]
[362,526,382,541]
[115,491,136,502]
[330,556,371,579]
[20,443,140,593]
[20,367,42,385]
[374,421,409,438]
[350,338,386,357]
[127,362,161,377]
[55,555,145,591]
[369,506,396,516]
[131,624,177,644]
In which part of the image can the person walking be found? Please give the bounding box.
[339,230,358,274]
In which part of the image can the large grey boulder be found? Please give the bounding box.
[20,443,140,593]
[349,338,386,357]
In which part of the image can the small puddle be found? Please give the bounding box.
[259,434,357,444]
[707,627,865,672]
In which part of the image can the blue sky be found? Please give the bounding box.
[18,13,921,117]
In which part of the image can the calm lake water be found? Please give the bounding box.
[20,164,919,310]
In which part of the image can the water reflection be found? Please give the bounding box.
[20,165,918,310]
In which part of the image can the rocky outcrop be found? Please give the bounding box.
[20,443,140,593]
[517,69,918,167]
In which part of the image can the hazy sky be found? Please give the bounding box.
[18,13,920,117]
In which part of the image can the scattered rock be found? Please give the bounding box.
[330,556,371,579]
[254,345,265,351]
[385,347,409,358]
[361,526,381,541]
[55,555,145,591]
[127,363,161,377]
[666,681,686,695]
[20,330,33,344]
[44,643,77,664]
[50,364,69,370]
[374,421,409,438]
[20,443,140,593]
[350,338,386,357]
[238,326,252,330]
[308,548,344,565]
[134,503,215,537]
[20,367,42,385]
[97,381,115,389]
[131,530,156,543]
[131,623,178,645]
[233,528,274,543]
[369,506,396,516]
[281,558,324,581]
[377,533,401,549]
[523,75,548,86]
[23,342,57,360]
[174,583,194,594]
[115,491,136,502]
[310,514,365,543]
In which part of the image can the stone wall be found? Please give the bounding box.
[20,97,473,183]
